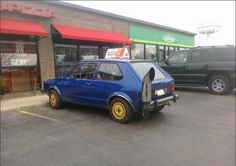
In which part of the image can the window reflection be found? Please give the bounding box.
[80,45,99,60]
[169,47,175,56]
[55,66,75,78]
[145,45,157,61]
[169,51,188,64]
[54,44,77,66]
[165,46,169,59]
[54,44,78,78]
[131,43,144,59]
[0,41,37,67]
[158,45,165,62]
[102,46,109,58]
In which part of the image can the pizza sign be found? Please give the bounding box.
[0,2,56,18]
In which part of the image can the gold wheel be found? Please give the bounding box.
[112,102,126,120]
[50,92,57,107]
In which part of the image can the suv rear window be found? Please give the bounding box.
[214,47,235,61]
[131,62,166,80]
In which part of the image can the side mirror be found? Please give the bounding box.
[164,59,170,65]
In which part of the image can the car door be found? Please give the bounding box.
[162,51,189,84]
[65,62,98,105]
[89,62,124,108]
[187,49,211,84]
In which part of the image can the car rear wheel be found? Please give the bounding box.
[208,75,230,95]
[49,90,62,109]
[110,98,134,123]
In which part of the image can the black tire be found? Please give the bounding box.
[208,75,230,95]
[109,98,134,123]
[49,90,63,109]
[154,105,165,112]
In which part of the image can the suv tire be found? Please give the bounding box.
[208,75,230,95]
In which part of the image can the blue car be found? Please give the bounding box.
[42,59,178,123]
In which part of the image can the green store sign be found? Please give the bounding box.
[129,25,195,48]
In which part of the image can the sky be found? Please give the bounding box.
[66,1,235,46]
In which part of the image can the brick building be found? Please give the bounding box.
[0,1,195,94]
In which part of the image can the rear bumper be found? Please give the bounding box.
[143,94,179,111]
[152,94,179,104]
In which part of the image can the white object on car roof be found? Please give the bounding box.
[105,48,130,59]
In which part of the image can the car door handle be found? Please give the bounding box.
[86,82,92,86]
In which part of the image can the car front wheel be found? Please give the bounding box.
[49,90,62,109]
[110,98,134,123]
[208,75,230,95]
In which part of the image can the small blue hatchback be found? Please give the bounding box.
[42,59,178,123]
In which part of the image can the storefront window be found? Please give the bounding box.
[0,41,37,67]
[54,44,77,66]
[158,45,165,62]
[0,40,40,93]
[55,66,75,78]
[165,46,169,58]
[80,45,99,60]
[102,46,109,58]
[169,47,175,56]
[54,44,78,78]
[145,44,157,61]
[131,43,144,59]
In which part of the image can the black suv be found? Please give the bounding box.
[159,45,235,95]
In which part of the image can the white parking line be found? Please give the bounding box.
[20,110,65,124]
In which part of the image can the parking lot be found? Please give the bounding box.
[1,88,235,166]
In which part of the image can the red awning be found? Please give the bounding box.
[0,18,48,36]
[52,24,131,44]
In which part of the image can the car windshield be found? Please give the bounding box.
[131,62,166,80]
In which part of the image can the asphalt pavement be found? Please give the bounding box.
[1,88,235,166]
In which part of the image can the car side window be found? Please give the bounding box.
[169,51,188,64]
[190,50,210,62]
[70,63,97,80]
[97,63,123,81]
[214,47,235,61]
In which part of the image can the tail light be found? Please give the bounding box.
[172,85,176,92]
[167,85,175,93]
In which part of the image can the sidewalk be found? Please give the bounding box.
[1,94,48,112]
